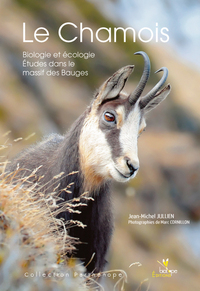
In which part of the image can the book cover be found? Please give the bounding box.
[0,0,200,290]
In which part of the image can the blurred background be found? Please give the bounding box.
[0,0,200,290]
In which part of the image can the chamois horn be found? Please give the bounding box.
[140,67,168,109]
[129,51,150,104]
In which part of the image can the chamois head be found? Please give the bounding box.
[79,51,171,189]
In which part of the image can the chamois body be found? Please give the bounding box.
[8,112,113,272]
[7,52,171,273]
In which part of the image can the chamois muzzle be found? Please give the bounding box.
[126,158,139,177]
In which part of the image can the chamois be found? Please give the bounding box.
[7,51,171,273]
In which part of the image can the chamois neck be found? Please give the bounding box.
[78,115,107,193]
[58,110,105,196]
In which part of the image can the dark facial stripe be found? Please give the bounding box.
[98,97,142,161]
[105,128,122,160]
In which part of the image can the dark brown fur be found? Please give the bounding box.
[7,111,113,273]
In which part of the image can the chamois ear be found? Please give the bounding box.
[94,65,134,106]
[141,84,171,113]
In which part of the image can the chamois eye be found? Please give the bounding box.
[104,112,116,123]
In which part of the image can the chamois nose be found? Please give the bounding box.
[126,158,139,176]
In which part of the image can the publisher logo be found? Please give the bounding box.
[152,258,178,278]
[163,258,169,267]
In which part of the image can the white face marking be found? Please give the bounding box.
[79,112,113,180]
[79,102,145,185]
[119,103,140,165]
[110,103,141,182]
[115,105,125,128]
